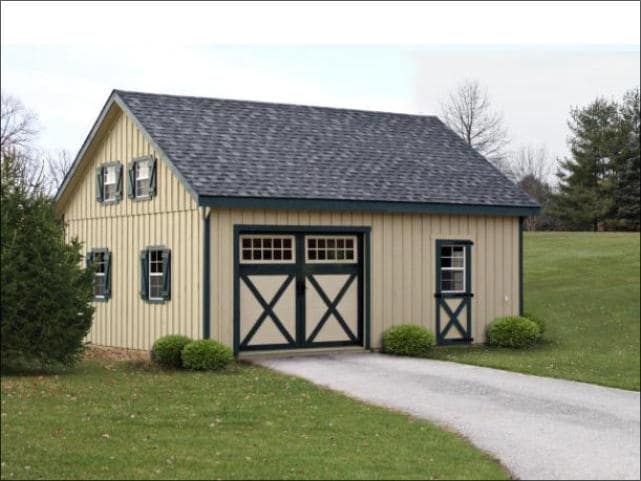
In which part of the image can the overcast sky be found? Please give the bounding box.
[1,2,639,170]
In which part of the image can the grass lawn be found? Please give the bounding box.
[432,232,640,391]
[0,359,508,480]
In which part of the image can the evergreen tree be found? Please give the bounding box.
[1,151,94,370]
[552,98,622,231]
[613,88,640,230]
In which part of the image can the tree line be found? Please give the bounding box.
[442,81,640,231]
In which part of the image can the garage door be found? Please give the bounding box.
[235,230,365,353]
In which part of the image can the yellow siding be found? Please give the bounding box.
[62,107,201,350]
[210,208,520,349]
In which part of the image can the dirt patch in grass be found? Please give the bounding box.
[84,344,150,362]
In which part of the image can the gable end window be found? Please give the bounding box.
[128,156,157,200]
[86,248,111,301]
[139,246,170,302]
[96,162,123,204]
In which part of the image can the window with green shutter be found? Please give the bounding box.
[140,246,170,302]
[129,156,157,201]
[87,248,111,301]
[97,162,123,204]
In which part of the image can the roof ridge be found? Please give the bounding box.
[114,89,440,120]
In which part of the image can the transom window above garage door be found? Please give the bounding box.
[240,235,295,263]
[306,236,357,263]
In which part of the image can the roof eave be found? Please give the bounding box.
[198,195,541,217]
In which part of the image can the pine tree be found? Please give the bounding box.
[0,151,95,370]
[552,98,622,231]
[613,88,640,231]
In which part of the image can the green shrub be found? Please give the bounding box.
[524,312,546,336]
[487,316,541,348]
[382,324,435,357]
[151,335,192,368]
[181,340,233,371]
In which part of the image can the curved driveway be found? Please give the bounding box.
[255,353,640,480]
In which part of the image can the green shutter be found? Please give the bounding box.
[127,163,135,199]
[149,157,157,198]
[85,251,94,270]
[115,163,123,201]
[104,250,112,299]
[140,249,149,300]
[161,249,171,300]
[95,167,104,202]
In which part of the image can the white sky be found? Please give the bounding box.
[1,1,640,167]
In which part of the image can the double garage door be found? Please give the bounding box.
[234,229,366,353]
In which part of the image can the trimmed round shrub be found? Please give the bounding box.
[486,316,541,348]
[524,312,546,336]
[151,335,192,368]
[181,340,233,371]
[382,324,435,357]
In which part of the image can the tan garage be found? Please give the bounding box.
[55,90,539,355]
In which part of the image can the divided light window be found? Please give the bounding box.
[139,247,171,302]
[86,249,111,301]
[103,165,118,202]
[128,156,157,200]
[240,235,295,263]
[96,163,123,204]
[306,236,357,263]
[440,245,466,293]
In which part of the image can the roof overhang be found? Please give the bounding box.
[198,195,540,217]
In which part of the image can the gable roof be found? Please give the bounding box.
[56,90,539,216]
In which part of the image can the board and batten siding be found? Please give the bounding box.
[62,107,202,350]
[209,208,520,348]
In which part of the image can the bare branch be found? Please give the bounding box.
[440,79,510,169]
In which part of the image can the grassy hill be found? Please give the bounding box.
[433,232,641,391]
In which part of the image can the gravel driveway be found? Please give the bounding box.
[255,353,640,480]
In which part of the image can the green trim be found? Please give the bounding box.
[233,225,371,355]
[202,213,211,339]
[435,240,473,345]
[519,216,524,316]
[200,196,539,217]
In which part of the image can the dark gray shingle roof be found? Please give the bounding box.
[115,90,538,208]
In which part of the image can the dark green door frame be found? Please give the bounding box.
[435,239,474,345]
[233,225,371,356]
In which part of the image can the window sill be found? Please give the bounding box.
[145,298,168,304]
[132,195,153,202]
[93,297,109,303]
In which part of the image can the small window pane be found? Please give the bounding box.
[283,238,292,249]
[253,239,261,249]
[242,238,251,248]
[308,239,316,248]
[263,249,272,260]
[308,250,316,260]
[253,250,262,260]
[345,239,354,249]
[283,250,292,260]
[242,249,252,260]
[327,250,336,260]
[273,238,282,248]
[345,250,354,260]
[149,275,163,299]
[273,250,282,260]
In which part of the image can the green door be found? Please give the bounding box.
[435,240,473,344]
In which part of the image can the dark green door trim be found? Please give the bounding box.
[435,239,474,345]
[233,225,371,355]
[519,216,524,316]
[202,211,211,339]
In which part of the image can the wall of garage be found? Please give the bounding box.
[61,106,202,350]
[209,208,520,349]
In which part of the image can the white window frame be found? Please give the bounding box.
[440,245,466,294]
[148,250,164,301]
[305,235,358,264]
[103,165,118,202]
[239,235,296,264]
[135,158,151,199]
[93,252,106,299]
